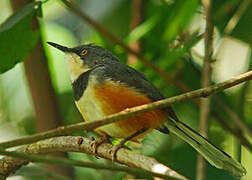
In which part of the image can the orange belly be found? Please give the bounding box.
[93,81,167,141]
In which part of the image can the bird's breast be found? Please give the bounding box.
[75,79,167,140]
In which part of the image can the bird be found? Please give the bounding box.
[47,42,246,177]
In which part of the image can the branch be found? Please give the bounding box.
[60,0,251,145]
[196,0,214,179]
[0,70,251,150]
[0,136,187,180]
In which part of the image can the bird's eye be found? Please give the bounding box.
[80,49,88,56]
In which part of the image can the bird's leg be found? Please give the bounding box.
[90,135,111,156]
[110,127,148,161]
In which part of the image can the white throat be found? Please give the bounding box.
[65,53,90,82]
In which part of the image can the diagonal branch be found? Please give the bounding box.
[0,70,251,150]
[0,136,187,180]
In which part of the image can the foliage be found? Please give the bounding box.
[0,1,41,73]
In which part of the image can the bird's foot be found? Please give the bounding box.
[90,136,110,158]
[109,140,131,161]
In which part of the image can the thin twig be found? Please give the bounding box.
[60,0,251,145]
[0,136,187,180]
[211,112,252,151]
[196,1,214,180]
[128,0,144,65]
[215,97,252,139]
[0,70,251,150]
[224,0,251,34]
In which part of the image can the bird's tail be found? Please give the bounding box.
[163,119,246,177]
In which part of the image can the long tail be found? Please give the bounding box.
[163,119,246,177]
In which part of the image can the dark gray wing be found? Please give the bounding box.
[93,61,164,101]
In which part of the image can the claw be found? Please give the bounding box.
[110,144,121,161]
[110,141,131,161]
[109,128,148,161]
[77,137,84,145]
[90,136,95,141]
[90,136,110,157]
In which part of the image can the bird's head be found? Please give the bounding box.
[47,42,116,81]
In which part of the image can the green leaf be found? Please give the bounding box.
[125,15,159,44]
[0,1,41,74]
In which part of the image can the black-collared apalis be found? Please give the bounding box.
[48,42,246,177]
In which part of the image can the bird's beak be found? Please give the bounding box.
[47,42,71,52]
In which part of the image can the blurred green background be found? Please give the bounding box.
[0,0,251,179]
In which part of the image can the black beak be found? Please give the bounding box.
[47,42,70,52]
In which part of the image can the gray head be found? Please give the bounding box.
[47,42,118,81]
